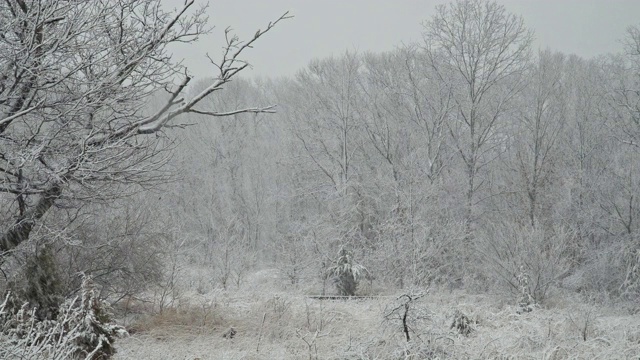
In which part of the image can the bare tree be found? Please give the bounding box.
[289,53,363,196]
[285,53,368,246]
[621,24,640,118]
[398,46,454,185]
[357,50,462,288]
[561,56,612,253]
[358,48,453,205]
[508,50,566,227]
[598,26,640,240]
[598,24,640,295]
[0,0,289,252]
[609,25,640,148]
[422,0,532,239]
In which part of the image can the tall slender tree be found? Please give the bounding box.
[422,0,532,239]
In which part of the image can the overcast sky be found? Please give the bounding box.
[163,0,640,79]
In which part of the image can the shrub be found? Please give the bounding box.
[478,223,571,304]
[0,275,127,359]
[327,247,370,296]
[22,245,64,321]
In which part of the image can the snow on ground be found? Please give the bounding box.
[114,269,640,359]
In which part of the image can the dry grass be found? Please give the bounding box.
[113,270,640,359]
[126,304,223,336]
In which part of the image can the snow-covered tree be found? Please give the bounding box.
[0,0,288,253]
[422,0,533,240]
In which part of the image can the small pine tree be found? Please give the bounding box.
[73,274,128,359]
[23,245,64,320]
[327,248,369,296]
[451,310,476,336]
[516,265,536,314]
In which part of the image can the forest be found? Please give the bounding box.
[1,0,640,358]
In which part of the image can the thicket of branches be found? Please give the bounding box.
[169,0,640,303]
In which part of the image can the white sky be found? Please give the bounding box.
[162,0,640,79]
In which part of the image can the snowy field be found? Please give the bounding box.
[114,269,640,360]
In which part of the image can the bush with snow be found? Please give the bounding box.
[327,247,370,296]
[0,275,127,360]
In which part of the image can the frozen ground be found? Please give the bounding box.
[113,269,640,359]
